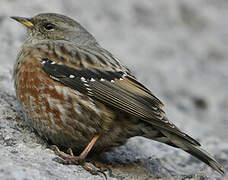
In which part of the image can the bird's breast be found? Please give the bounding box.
[14,54,108,146]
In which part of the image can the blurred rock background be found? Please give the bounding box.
[0,0,227,179]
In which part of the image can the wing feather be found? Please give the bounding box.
[38,42,200,146]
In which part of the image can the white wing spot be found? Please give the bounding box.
[90,78,95,82]
[152,107,158,110]
[81,77,86,82]
[87,92,93,96]
[50,75,60,81]
[119,78,123,80]
[69,75,75,79]
[41,61,46,64]
[111,80,115,83]
[51,61,56,65]
[100,78,105,81]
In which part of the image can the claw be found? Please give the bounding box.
[67,148,74,156]
[83,162,107,179]
[49,134,107,178]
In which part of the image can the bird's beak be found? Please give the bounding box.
[11,16,34,28]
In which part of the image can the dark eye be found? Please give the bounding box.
[44,23,55,30]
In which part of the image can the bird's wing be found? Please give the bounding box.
[35,41,200,146]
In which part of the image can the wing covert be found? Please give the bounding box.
[39,43,200,146]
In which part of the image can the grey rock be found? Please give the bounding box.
[0,0,227,179]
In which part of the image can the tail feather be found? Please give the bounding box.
[159,130,225,175]
[185,145,224,175]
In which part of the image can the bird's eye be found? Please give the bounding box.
[44,23,55,30]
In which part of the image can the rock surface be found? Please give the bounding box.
[0,0,227,179]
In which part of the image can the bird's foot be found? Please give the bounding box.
[50,145,107,179]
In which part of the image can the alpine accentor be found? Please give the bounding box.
[11,13,224,175]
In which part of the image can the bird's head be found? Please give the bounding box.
[11,13,98,46]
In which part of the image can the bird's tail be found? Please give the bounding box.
[158,130,225,175]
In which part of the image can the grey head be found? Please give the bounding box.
[11,13,99,46]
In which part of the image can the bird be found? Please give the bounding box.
[11,13,224,176]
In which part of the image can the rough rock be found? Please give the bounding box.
[0,0,227,179]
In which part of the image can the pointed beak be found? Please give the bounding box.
[11,16,34,28]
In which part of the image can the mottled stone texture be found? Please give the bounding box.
[0,0,227,179]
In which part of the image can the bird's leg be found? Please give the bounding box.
[78,134,100,161]
[50,134,106,178]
